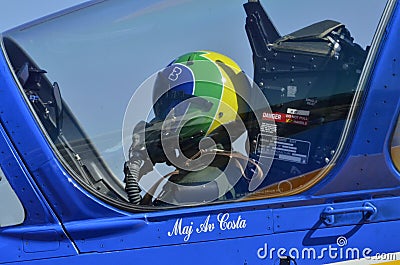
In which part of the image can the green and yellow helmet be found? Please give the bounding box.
[152,51,250,140]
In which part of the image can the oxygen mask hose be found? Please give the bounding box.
[124,159,143,204]
[124,121,148,205]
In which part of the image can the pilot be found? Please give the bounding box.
[124,51,265,205]
[124,23,366,206]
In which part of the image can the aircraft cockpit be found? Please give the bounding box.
[0,0,386,209]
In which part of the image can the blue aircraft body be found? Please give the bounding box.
[0,0,399,264]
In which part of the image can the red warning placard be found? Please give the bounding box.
[262,112,308,126]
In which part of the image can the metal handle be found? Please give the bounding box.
[321,202,377,225]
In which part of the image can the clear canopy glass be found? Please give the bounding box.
[1,0,387,207]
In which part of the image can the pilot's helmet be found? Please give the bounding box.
[152,51,250,141]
